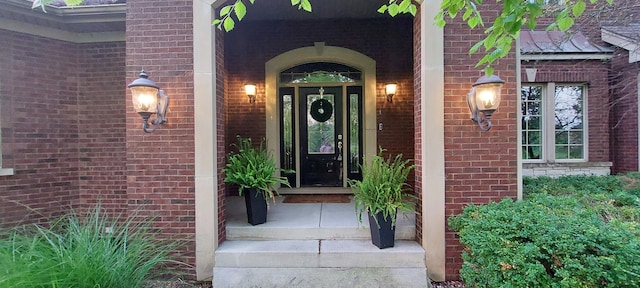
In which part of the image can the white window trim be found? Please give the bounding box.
[522,82,588,163]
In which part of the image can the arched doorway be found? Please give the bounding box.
[265,43,377,190]
[278,63,364,187]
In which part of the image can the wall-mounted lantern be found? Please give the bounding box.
[385,83,397,103]
[467,75,505,131]
[127,70,169,133]
[245,84,257,103]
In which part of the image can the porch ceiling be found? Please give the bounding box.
[1,0,398,35]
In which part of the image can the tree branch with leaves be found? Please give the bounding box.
[38,0,615,74]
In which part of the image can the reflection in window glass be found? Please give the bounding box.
[307,94,335,154]
[282,95,294,171]
[349,94,360,174]
[521,85,543,160]
[554,85,584,159]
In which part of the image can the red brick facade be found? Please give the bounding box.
[520,60,612,163]
[441,6,519,277]
[0,30,127,225]
[124,0,197,268]
[609,50,640,173]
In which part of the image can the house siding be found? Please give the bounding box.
[610,49,640,173]
[0,30,80,225]
[442,6,519,278]
[125,0,197,271]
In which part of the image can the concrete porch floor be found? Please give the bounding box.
[224,195,417,240]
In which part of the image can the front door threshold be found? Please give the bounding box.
[277,187,352,195]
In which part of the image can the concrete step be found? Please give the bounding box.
[213,267,429,288]
[226,199,416,241]
[215,239,425,268]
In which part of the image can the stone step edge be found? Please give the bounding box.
[215,239,426,268]
[212,267,430,288]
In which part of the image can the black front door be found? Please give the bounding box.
[299,87,342,186]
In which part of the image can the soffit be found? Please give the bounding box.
[240,0,394,21]
[1,0,125,33]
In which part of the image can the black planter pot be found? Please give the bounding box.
[368,211,396,249]
[244,188,268,225]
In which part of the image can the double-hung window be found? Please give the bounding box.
[521,83,587,162]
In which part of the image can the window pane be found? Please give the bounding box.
[282,95,294,170]
[307,94,335,154]
[521,85,543,160]
[349,94,360,174]
[554,85,584,160]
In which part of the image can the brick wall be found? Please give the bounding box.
[224,18,415,174]
[412,9,423,246]
[125,0,197,272]
[609,49,640,173]
[217,29,227,243]
[442,7,519,279]
[521,60,611,163]
[76,42,128,216]
[0,30,80,225]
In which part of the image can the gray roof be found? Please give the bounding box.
[601,23,640,42]
[520,30,613,54]
[29,0,125,7]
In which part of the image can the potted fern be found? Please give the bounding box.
[348,148,415,249]
[223,136,292,225]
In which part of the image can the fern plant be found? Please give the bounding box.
[348,148,416,227]
[223,136,291,201]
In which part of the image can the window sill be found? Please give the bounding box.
[523,162,612,177]
[0,168,15,176]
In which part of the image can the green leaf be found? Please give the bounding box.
[468,16,480,29]
[220,5,232,17]
[65,0,83,6]
[484,66,494,77]
[223,17,235,32]
[377,5,388,13]
[213,19,221,26]
[398,0,411,13]
[408,4,417,16]
[301,0,312,12]
[291,0,300,5]
[388,3,399,17]
[234,0,247,21]
[469,40,484,55]
[557,17,574,31]
[572,1,586,18]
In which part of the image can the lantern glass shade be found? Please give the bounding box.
[245,84,256,96]
[473,82,502,111]
[131,86,160,113]
[385,83,397,96]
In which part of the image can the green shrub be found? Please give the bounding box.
[450,193,640,288]
[0,206,183,288]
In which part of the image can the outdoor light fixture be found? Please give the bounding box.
[385,83,397,103]
[245,84,257,103]
[127,70,169,133]
[467,74,505,131]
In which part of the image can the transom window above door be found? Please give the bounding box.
[521,83,587,162]
[280,62,361,84]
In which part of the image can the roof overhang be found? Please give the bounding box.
[601,28,640,63]
[0,0,125,42]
